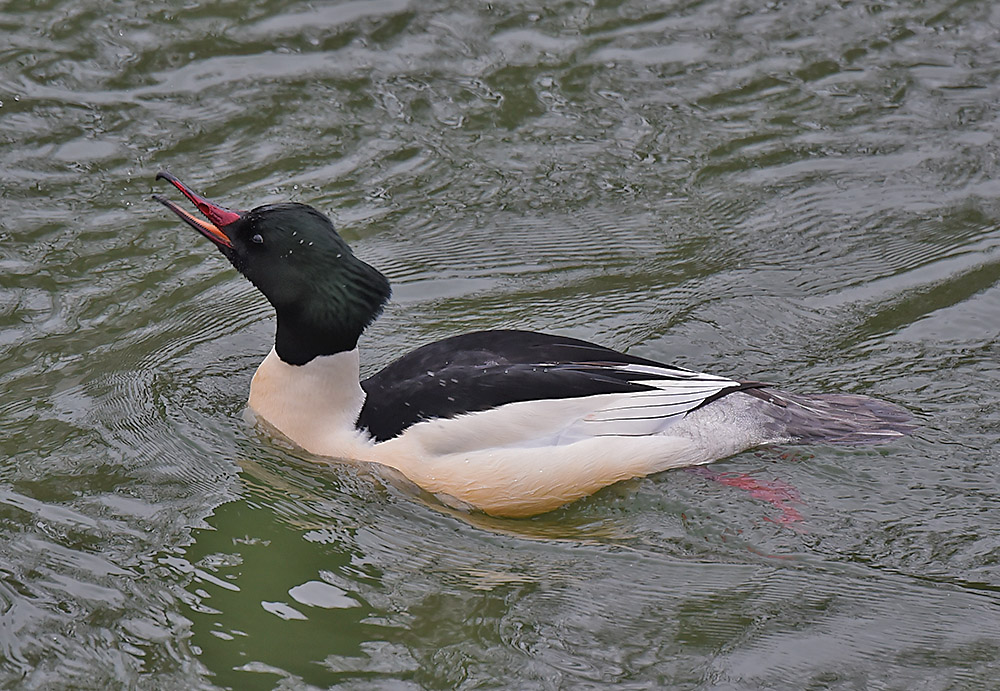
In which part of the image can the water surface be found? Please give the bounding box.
[2,0,1000,688]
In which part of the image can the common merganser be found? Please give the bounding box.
[154,171,912,518]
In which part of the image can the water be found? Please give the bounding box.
[2,0,1000,688]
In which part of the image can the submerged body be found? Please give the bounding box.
[247,332,909,517]
[155,172,912,517]
[247,345,756,517]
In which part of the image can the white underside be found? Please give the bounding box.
[248,347,778,517]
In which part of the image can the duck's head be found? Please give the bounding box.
[154,171,391,365]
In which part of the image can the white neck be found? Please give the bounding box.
[248,347,373,459]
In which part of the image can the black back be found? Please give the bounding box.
[357,330,698,441]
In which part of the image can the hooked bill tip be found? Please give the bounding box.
[154,170,245,227]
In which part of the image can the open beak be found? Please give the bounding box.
[153,171,245,249]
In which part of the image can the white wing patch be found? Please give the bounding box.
[609,363,733,381]
[383,361,746,455]
[560,363,740,441]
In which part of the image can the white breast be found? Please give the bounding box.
[248,348,374,460]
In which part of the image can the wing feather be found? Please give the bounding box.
[358,329,757,442]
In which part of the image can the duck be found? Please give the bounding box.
[153,171,912,518]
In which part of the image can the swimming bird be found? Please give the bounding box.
[154,171,912,518]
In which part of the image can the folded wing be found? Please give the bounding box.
[358,330,762,442]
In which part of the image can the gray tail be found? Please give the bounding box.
[744,387,914,445]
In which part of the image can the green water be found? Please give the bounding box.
[3,0,1000,688]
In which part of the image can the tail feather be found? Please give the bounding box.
[744,387,914,445]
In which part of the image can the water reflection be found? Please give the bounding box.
[178,445,1000,689]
